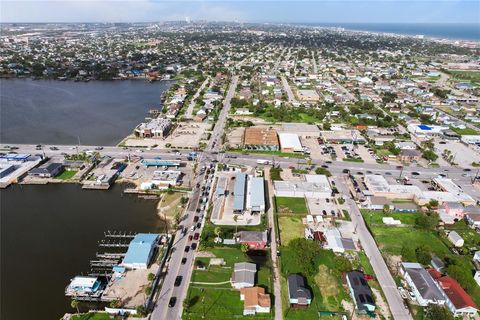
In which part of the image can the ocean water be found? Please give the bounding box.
[302,23,480,41]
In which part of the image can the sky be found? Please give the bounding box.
[1,0,479,24]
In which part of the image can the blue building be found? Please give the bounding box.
[121,233,159,269]
[0,164,15,178]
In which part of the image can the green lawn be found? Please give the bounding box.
[56,170,77,180]
[71,313,111,320]
[280,248,350,319]
[445,220,480,248]
[449,126,479,136]
[368,225,450,257]
[446,70,480,84]
[275,197,308,214]
[362,210,420,226]
[240,149,306,159]
[184,247,273,319]
[278,216,304,245]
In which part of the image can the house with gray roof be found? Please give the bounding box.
[401,262,445,306]
[346,271,376,314]
[232,262,256,289]
[287,274,311,307]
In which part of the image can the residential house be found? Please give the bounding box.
[346,270,376,314]
[237,231,268,250]
[28,162,64,178]
[239,287,271,315]
[287,274,312,307]
[400,263,445,306]
[232,262,256,289]
[429,270,478,317]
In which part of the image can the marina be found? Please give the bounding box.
[0,184,164,320]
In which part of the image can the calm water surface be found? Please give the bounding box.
[0,184,163,320]
[0,79,173,145]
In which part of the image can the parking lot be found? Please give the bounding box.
[434,138,480,168]
[306,197,341,217]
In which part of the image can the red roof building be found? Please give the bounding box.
[428,270,478,317]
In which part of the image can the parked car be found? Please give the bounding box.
[191,243,197,250]
[168,297,177,307]
[188,235,193,241]
[194,233,200,240]
[181,257,187,264]
[184,246,190,252]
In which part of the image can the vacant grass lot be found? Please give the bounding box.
[278,216,304,245]
[449,126,479,136]
[280,248,350,319]
[56,170,77,180]
[275,197,308,214]
[447,70,480,84]
[184,247,273,319]
[362,210,419,226]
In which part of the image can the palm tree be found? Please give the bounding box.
[71,299,79,314]
[214,226,221,240]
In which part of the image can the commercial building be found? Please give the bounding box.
[141,159,181,168]
[232,262,256,289]
[233,173,247,213]
[246,177,265,213]
[239,287,271,315]
[28,162,64,178]
[280,123,321,138]
[287,274,312,307]
[274,174,331,198]
[461,135,480,145]
[407,124,447,137]
[346,270,376,314]
[398,149,421,163]
[278,132,303,152]
[134,117,172,139]
[151,170,182,186]
[363,174,475,206]
[121,233,159,269]
[400,262,445,307]
[244,127,279,151]
[320,130,365,144]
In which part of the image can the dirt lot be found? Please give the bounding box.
[123,122,211,149]
[434,138,480,168]
[225,127,244,149]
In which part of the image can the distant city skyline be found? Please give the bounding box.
[1,0,479,24]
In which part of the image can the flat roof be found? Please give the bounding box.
[249,177,265,210]
[244,127,279,146]
[234,173,247,211]
[274,180,331,196]
[281,123,320,134]
[278,133,302,151]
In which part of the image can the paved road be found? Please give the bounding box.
[281,75,298,104]
[206,75,238,152]
[151,162,209,320]
[336,177,412,320]
[185,77,210,119]
[265,168,283,320]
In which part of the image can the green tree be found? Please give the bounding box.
[136,305,147,317]
[425,305,453,320]
[415,213,438,230]
[288,238,321,276]
[147,273,155,281]
[401,244,416,262]
[315,167,332,177]
[422,149,438,162]
[415,245,432,265]
[383,204,391,214]
[241,243,249,253]
[333,255,352,273]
